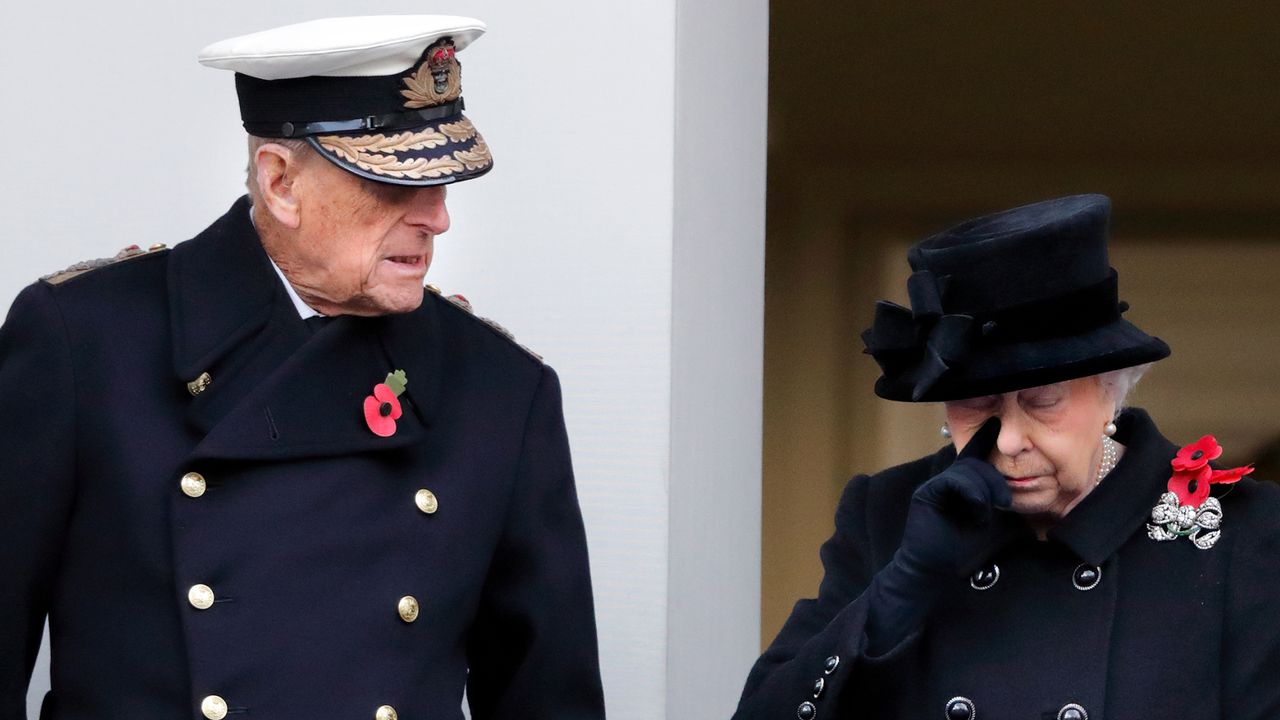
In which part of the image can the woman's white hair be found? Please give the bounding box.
[1098,363,1154,417]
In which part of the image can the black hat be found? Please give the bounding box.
[199,16,492,186]
[862,194,1170,402]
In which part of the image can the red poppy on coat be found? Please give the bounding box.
[1209,464,1255,485]
[1172,435,1222,472]
[363,383,403,437]
[1168,466,1214,507]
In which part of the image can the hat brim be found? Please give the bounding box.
[873,318,1171,402]
[307,111,492,186]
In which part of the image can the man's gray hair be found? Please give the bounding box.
[1098,363,1154,416]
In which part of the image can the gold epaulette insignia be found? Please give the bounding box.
[42,243,168,286]
[427,284,544,362]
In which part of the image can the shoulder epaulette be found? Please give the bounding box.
[426,283,544,363]
[42,243,169,286]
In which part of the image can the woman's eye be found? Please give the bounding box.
[947,397,998,417]
[1024,393,1061,409]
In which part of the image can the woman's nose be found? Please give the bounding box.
[995,413,1033,458]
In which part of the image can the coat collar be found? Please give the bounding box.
[170,196,445,461]
[168,195,280,382]
[1047,407,1178,565]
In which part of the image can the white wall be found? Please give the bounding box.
[668,0,769,713]
[1,3,764,719]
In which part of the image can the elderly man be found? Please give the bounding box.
[0,16,604,720]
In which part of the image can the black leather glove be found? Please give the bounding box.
[865,417,1016,655]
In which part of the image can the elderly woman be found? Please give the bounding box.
[733,195,1280,720]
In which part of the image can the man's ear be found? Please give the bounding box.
[255,143,305,229]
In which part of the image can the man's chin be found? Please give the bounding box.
[337,287,425,316]
[377,289,426,315]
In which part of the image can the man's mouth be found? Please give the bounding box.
[383,255,427,273]
[387,255,424,265]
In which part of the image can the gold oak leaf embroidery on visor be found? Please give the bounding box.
[346,153,465,180]
[316,132,491,180]
[453,139,491,171]
[438,118,478,143]
[316,129,450,161]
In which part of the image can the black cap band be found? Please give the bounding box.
[243,98,465,138]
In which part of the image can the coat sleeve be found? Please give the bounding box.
[1221,481,1280,718]
[464,364,606,719]
[732,474,923,720]
[0,282,77,718]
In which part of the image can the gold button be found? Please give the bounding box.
[149,243,168,251]
[398,595,420,623]
[425,283,442,295]
[187,372,213,397]
[180,472,207,498]
[201,695,228,720]
[188,584,215,610]
[375,705,398,720]
[415,489,438,515]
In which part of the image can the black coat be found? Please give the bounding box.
[734,408,1280,719]
[0,197,605,720]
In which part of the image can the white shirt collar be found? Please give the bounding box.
[250,203,323,320]
[267,256,323,320]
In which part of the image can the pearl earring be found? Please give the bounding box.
[1104,421,1117,437]
[940,423,952,439]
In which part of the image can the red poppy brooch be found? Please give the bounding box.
[364,370,408,438]
[1147,435,1254,550]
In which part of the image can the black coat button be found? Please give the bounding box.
[823,655,840,674]
[1072,564,1102,591]
[797,701,817,720]
[812,677,824,698]
[945,696,975,720]
[1057,703,1088,720]
[970,564,1000,591]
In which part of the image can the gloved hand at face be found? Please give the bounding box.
[865,417,1019,655]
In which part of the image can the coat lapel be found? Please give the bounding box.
[183,294,312,435]
[373,294,443,432]
[169,196,281,387]
[190,314,432,461]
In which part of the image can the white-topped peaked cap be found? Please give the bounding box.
[199,16,493,186]
[198,16,486,80]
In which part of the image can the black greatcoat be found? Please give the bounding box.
[0,197,605,720]
[734,408,1280,720]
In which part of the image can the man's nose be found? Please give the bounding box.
[405,186,450,235]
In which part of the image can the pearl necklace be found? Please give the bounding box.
[1096,435,1119,484]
